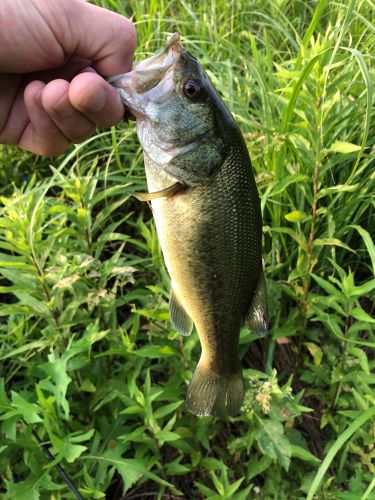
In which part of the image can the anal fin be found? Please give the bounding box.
[245,271,268,336]
[169,287,193,336]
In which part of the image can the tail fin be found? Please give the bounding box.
[186,362,243,417]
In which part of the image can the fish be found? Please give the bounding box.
[109,33,268,417]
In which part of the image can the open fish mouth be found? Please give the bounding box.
[108,33,182,95]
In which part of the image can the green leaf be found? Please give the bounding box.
[350,307,375,324]
[153,401,183,420]
[247,455,273,480]
[255,419,292,471]
[307,407,375,500]
[304,342,323,366]
[284,210,307,223]
[80,378,97,393]
[5,471,59,500]
[291,444,321,463]
[328,141,361,154]
[226,477,245,496]
[268,175,310,197]
[121,404,144,415]
[166,458,191,475]
[312,238,354,252]
[155,428,181,443]
[0,340,51,361]
[39,354,72,419]
[135,344,177,358]
[316,183,359,199]
[10,392,42,424]
[280,49,331,134]
[0,252,35,270]
[69,428,95,443]
[210,470,225,495]
[350,279,375,298]
[342,46,373,182]
[2,416,17,441]
[271,226,307,249]
[59,442,87,463]
[13,292,52,317]
[63,322,109,361]
[82,454,179,494]
[132,307,169,321]
[0,378,11,408]
[348,347,370,374]
[194,481,216,497]
[0,304,31,316]
[50,429,94,463]
[272,308,299,339]
[233,485,254,500]
[78,488,105,499]
[348,225,375,274]
[201,457,223,470]
[310,273,339,296]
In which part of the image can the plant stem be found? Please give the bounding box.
[331,312,351,411]
[265,339,276,375]
[30,251,62,335]
[296,159,320,366]
[307,159,320,254]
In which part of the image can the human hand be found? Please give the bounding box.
[0,0,136,156]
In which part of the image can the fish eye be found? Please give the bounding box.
[183,80,201,99]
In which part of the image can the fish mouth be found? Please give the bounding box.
[108,33,182,104]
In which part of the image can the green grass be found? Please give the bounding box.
[0,0,374,498]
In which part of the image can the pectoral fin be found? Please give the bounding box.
[130,182,184,201]
[169,287,193,336]
[245,271,268,336]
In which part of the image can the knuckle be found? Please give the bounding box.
[115,16,137,55]
[124,19,137,51]
[40,139,69,157]
[67,126,95,144]
[93,114,121,129]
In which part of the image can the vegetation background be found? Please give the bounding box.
[0,0,374,498]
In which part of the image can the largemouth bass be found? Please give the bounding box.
[109,34,268,417]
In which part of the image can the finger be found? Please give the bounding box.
[68,71,125,127]
[70,1,137,75]
[19,80,69,156]
[0,0,136,74]
[42,78,96,143]
[0,75,27,144]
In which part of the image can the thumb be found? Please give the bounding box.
[69,1,137,76]
[68,1,137,75]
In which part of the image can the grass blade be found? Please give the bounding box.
[348,224,375,275]
[306,407,375,500]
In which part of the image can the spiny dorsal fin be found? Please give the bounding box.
[169,287,193,336]
[130,182,184,201]
[245,271,268,336]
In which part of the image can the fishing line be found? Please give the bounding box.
[30,427,84,500]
